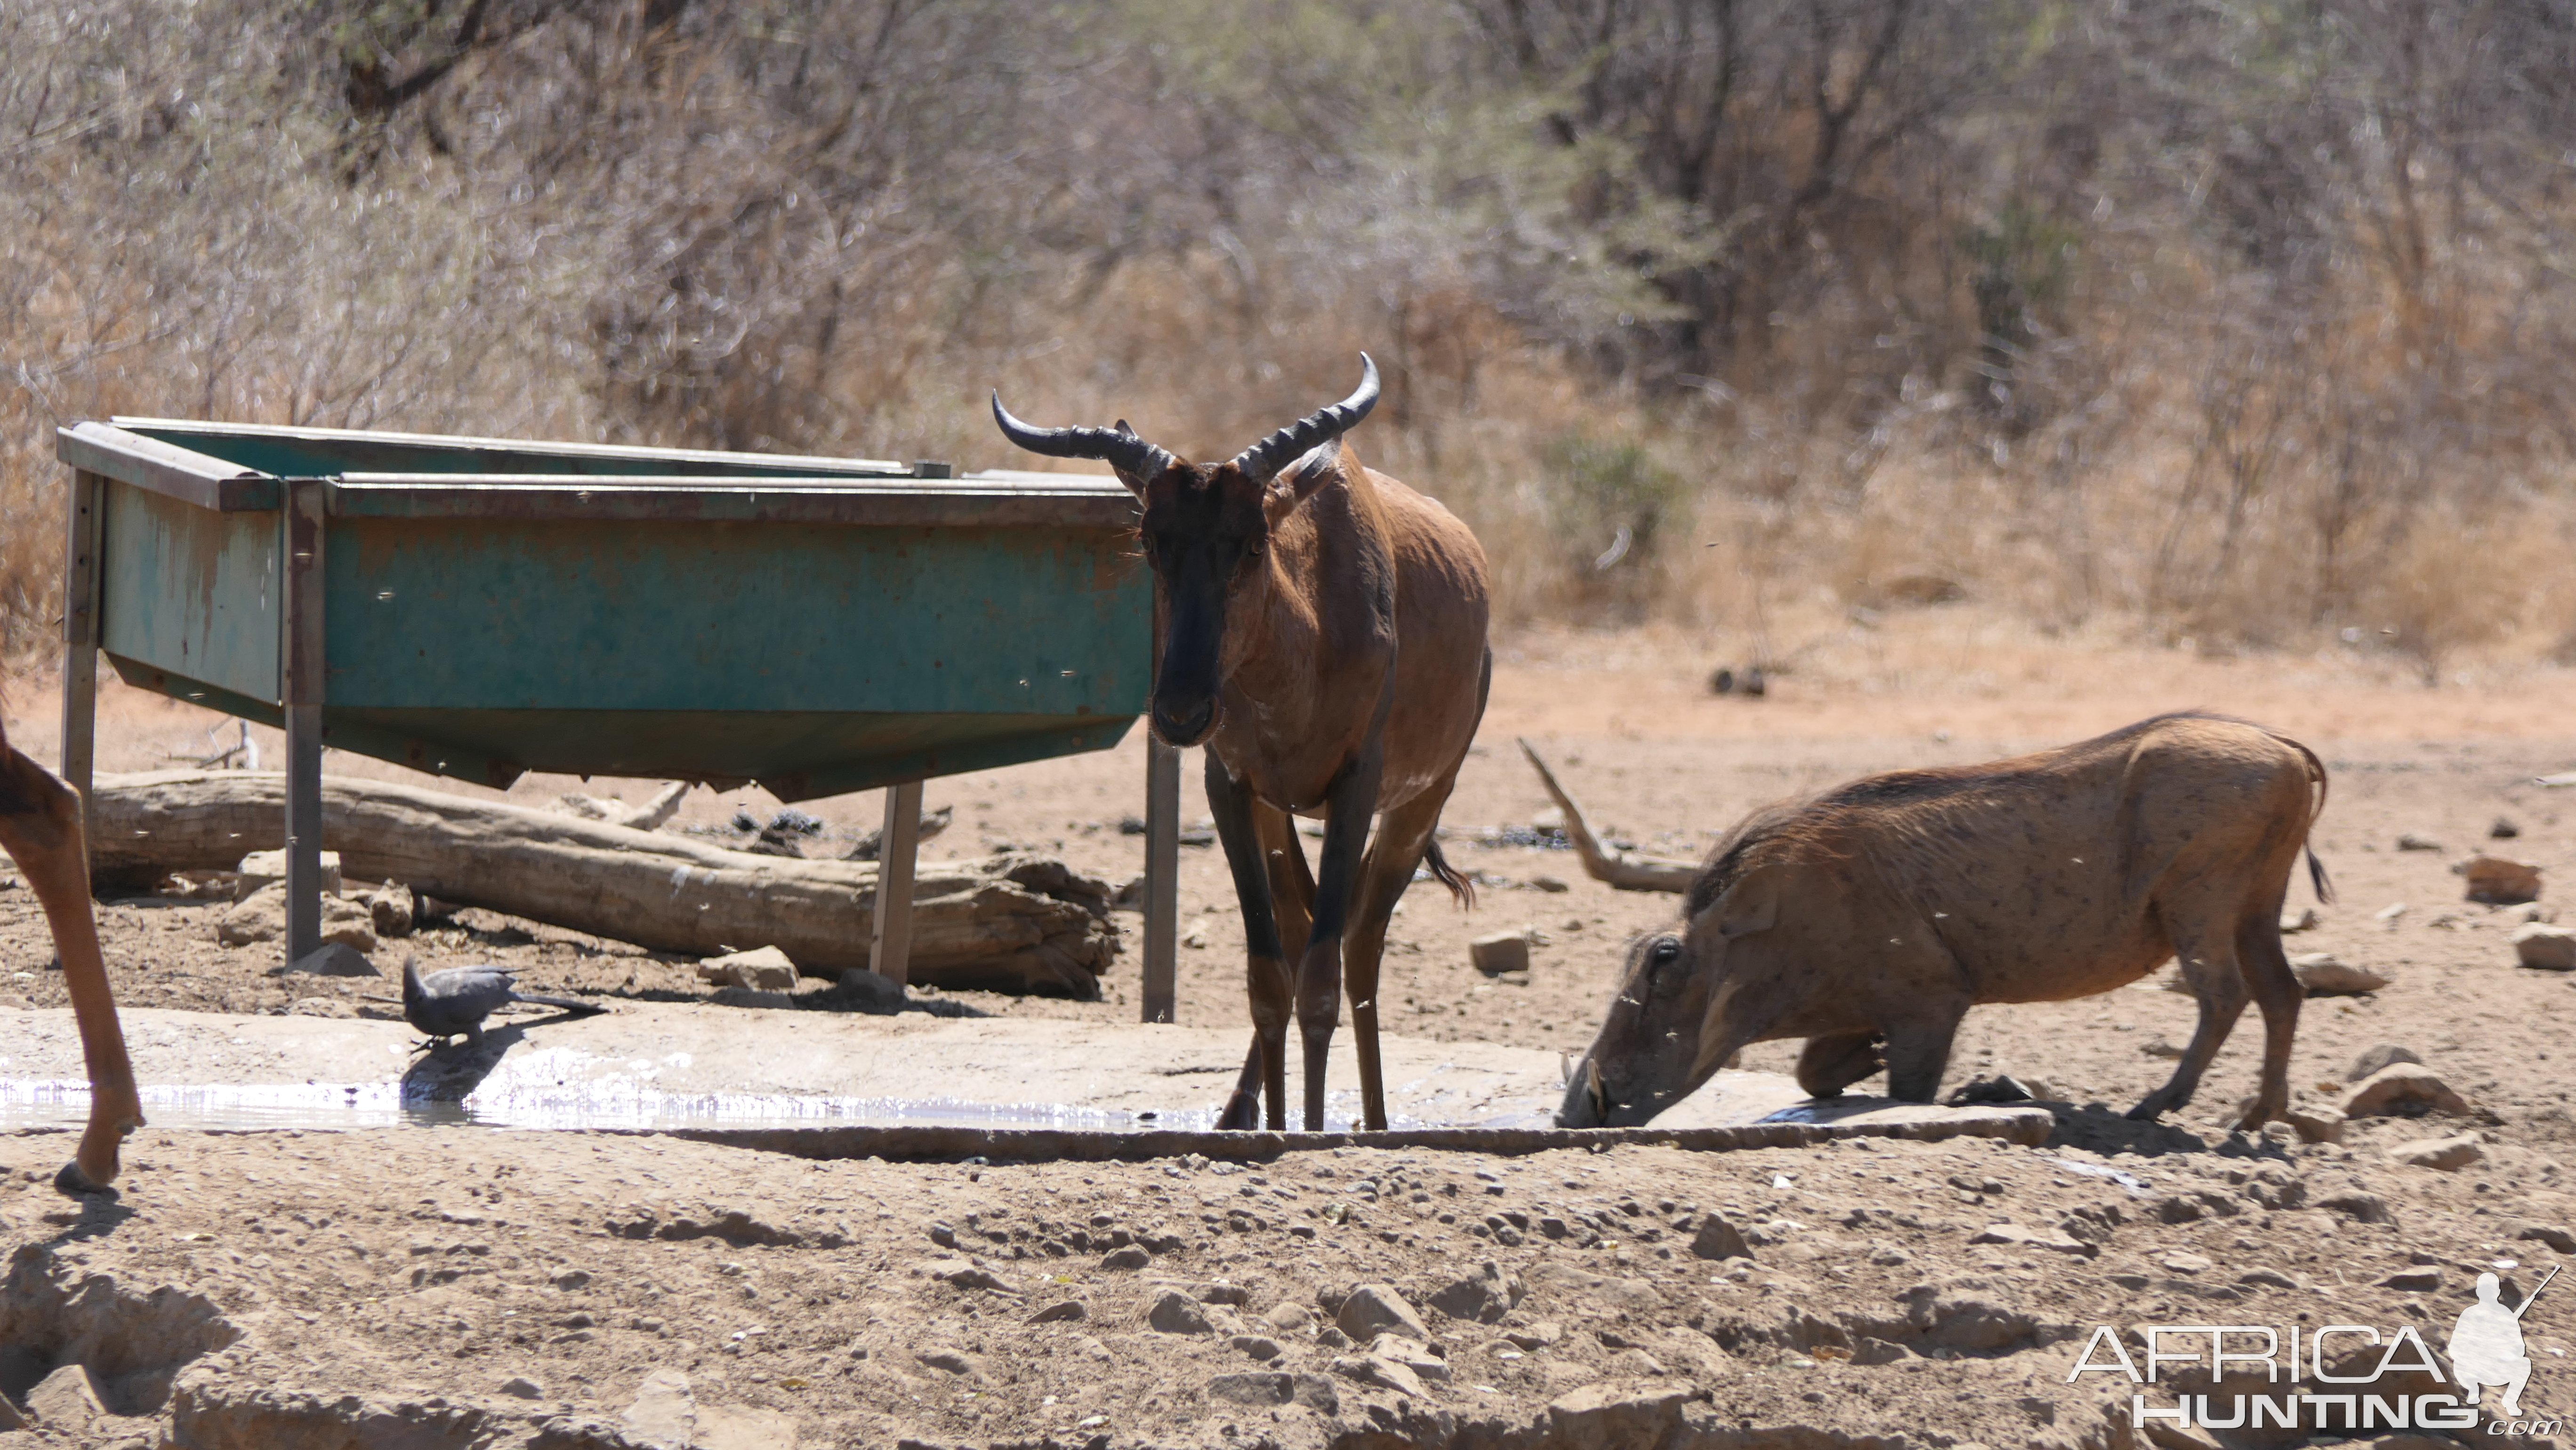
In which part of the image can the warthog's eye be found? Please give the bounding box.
[1647,937,1682,971]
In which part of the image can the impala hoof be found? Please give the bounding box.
[53,1160,117,1199]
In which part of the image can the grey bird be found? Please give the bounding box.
[402,956,602,1047]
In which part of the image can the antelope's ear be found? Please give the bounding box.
[1264,439,1344,524]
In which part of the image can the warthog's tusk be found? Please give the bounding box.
[1586,1058,1607,1120]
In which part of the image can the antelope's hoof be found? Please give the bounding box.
[53,1160,118,1200]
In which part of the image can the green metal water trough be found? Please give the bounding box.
[54,418,1183,1006]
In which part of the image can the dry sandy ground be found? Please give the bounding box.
[0,611,2572,1447]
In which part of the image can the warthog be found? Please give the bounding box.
[1557,713,2330,1131]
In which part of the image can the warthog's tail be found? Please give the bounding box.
[1422,837,1475,908]
[2280,731,2336,905]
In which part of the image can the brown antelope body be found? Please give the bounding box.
[0,709,142,1192]
[994,356,1491,1130]
[1558,714,2330,1132]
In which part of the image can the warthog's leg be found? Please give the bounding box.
[1795,1031,1884,1098]
[0,743,141,1195]
[1207,754,1293,1132]
[1883,1003,1967,1103]
[2128,926,2251,1121]
[2232,908,2302,1128]
[1339,764,1464,1132]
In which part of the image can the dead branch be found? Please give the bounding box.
[1515,740,1697,893]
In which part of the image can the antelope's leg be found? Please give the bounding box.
[1296,740,1386,1132]
[1206,753,1291,1131]
[1254,806,1315,1128]
[1341,772,1459,1132]
[0,743,140,1195]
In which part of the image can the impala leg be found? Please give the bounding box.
[1297,741,1385,1131]
[1341,770,1462,1132]
[1206,753,1291,1131]
[0,743,140,1195]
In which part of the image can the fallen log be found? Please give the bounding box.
[85,771,1119,997]
[1514,740,1697,893]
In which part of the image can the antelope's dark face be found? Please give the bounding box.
[990,355,1380,749]
[1133,461,1273,746]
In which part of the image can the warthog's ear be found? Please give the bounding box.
[1704,878,1776,940]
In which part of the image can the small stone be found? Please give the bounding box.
[2457,854,2543,906]
[2238,1267,2301,1289]
[1969,1224,2093,1257]
[2493,816,2522,839]
[2396,832,2443,852]
[2390,1134,2482,1171]
[1228,1334,1282,1361]
[816,968,904,1010]
[1330,1353,1426,1399]
[2284,1104,2346,1144]
[499,1377,543,1400]
[1263,1302,1314,1333]
[286,942,378,977]
[2292,953,2391,995]
[1852,1337,1909,1366]
[368,885,415,939]
[235,848,343,898]
[1530,875,1570,893]
[2318,1190,2396,1224]
[2375,902,2409,924]
[916,1347,976,1375]
[1546,1384,1696,1445]
[2350,1044,2423,1079]
[932,1262,1019,1293]
[1502,1322,1562,1351]
[1688,1214,1752,1261]
[696,945,799,991]
[1334,1284,1430,1344]
[1368,1334,1452,1383]
[2142,1038,2187,1060]
[1099,1245,1151,1271]
[2340,1063,2472,1119]
[1469,932,1531,977]
[1425,1261,1524,1323]
[1206,1371,1296,1405]
[620,1368,694,1447]
[2512,922,2576,970]
[2514,1222,2576,1254]
[2160,1252,2214,1275]
[24,1364,104,1429]
[1028,1300,1087,1324]
[1199,1281,1250,1306]
[221,882,377,951]
[1605,1347,1667,1376]
[1150,1290,1214,1334]
[2280,906,2320,934]
[2375,1266,2444,1292]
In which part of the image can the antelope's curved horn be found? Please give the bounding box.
[990,393,1176,480]
[1228,353,1380,481]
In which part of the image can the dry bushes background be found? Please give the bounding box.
[7,0,2576,681]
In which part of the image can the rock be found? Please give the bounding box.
[1264,1303,1314,1333]
[2293,953,2390,995]
[1688,1213,1752,1260]
[2280,906,2320,933]
[1852,1337,1909,1365]
[1329,1353,1426,1399]
[24,1363,104,1430]
[1970,1224,2095,1256]
[1028,1300,1086,1324]
[1425,1261,1524,1323]
[2238,1267,2301,1289]
[1335,1284,1430,1344]
[2284,1104,2346,1144]
[2340,1063,2472,1119]
[2350,1044,2423,1079]
[1546,1383,1696,1446]
[2160,1252,2214,1275]
[1368,1334,1451,1383]
[1228,1335,1282,1361]
[813,968,905,1010]
[916,1346,976,1375]
[236,848,343,898]
[1469,932,1531,977]
[2493,816,2522,838]
[1149,1291,1213,1334]
[2396,832,2443,852]
[2457,854,2543,905]
[1198,1281,1250,1306]
[2514,1222,2576,1253]
[1204,1371,1335,1411]
[1530,874,1570,893]
[2375,1266,2444,1292]
[367,885,415,939]
[2512,922,2576,970]
[219,882,377,951]
[285,942,378,977]
[2374,902,2409,925]
[2318,1190,2395,1225]
[2390,1134,2482,1171]
[499,1377,543,1399]
[696,945,800,991]
[930,1262,1019,1293]
[622,1367,695,1447]
[1099,1246,1151,1271]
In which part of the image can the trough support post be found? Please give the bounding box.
[57,469,105,852]
[1142,738,1179,1023]
[281,479,327,969]
[870,778,924,987]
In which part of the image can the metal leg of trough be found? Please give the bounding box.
[1142,738,1180,1023]
[281,480,327,969]
[870,779,924,988]
[57,470,105,850]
